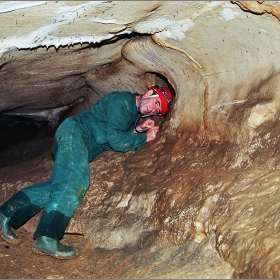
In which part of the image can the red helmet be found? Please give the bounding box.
[148,85,173,115]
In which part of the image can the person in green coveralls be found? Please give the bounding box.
[0,85,173,259]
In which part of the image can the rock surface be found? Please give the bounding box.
[1,1,280,278]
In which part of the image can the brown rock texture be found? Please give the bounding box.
[1,1,280,278]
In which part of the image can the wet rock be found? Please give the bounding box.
[1,1,280,278]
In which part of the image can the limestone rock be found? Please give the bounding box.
[1,1,280,278]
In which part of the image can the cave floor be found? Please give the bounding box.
[2,131,278,279]
[0,229,130,279]
[0,226,234,279]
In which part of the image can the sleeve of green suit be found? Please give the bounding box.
[106,98,147,152]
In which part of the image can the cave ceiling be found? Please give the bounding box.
[1,1,280,279]
[1,0,279,141]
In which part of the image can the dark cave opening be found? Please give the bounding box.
[0,117,54,168]
[0,118,49,152]
[145,71,175,98]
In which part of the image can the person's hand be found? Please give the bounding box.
[135,119,155,133]
[146,126,159,142]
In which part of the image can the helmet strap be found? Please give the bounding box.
[136,95,143,111]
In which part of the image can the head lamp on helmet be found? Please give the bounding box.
[148,85,173,115]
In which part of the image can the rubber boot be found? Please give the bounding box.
[32,236,76,259]
[0,211,21,245]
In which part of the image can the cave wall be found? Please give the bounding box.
[2,1,280,144]
[1,1,280,278]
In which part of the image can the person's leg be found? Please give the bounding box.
[32,119,96,259]
[0,180,52,245]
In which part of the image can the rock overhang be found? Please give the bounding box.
[1,1,280,145]
[1,1,280,278]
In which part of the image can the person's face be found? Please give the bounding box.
[139,89,162,116]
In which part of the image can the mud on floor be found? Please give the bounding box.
[0,227,127,279]
[0,227,234,279]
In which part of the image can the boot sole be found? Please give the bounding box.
[32,247,76,260]
[0,232,21,245]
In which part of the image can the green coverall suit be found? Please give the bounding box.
[0,91,146,241]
